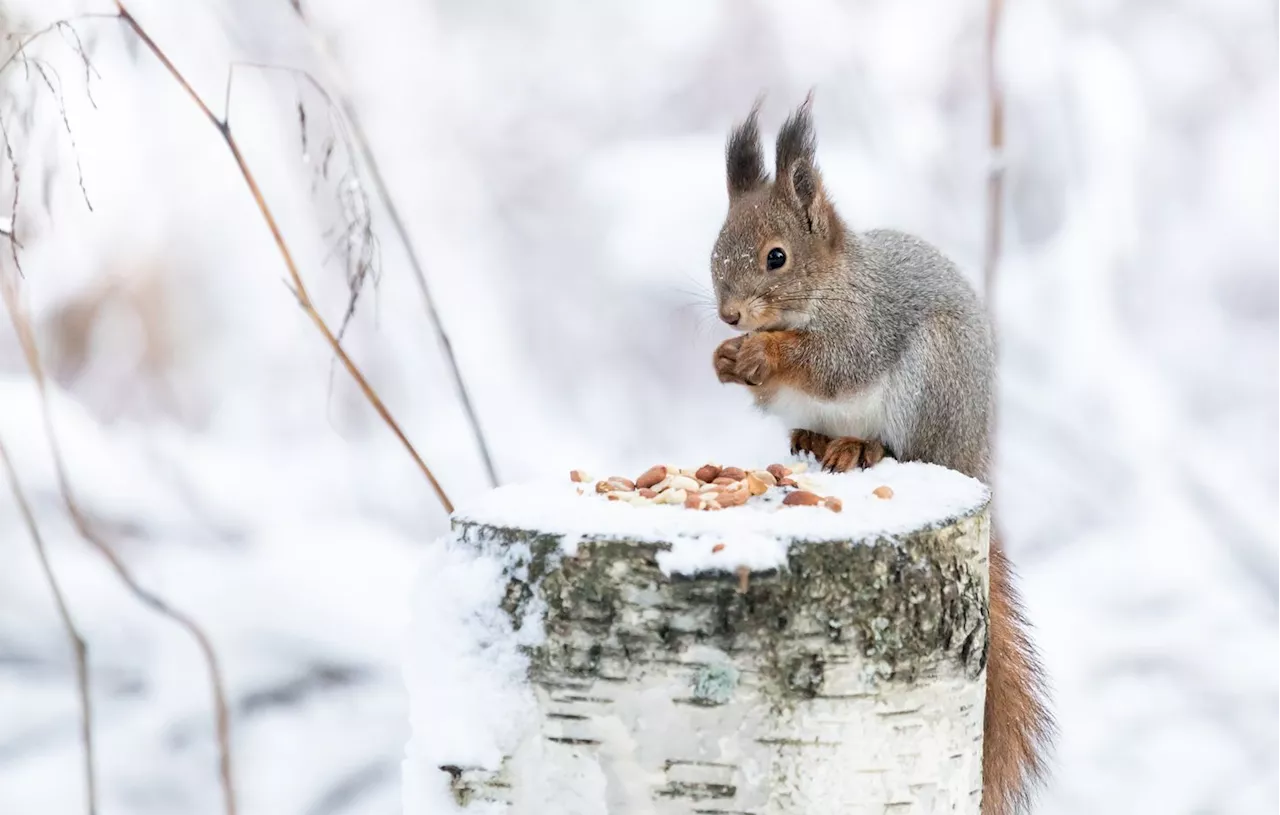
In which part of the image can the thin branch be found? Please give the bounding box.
[1,13,109,272]
[0,13,118,79]
[55,21,103,109]
[0,271,236,815]
[22,53,93,211]
[114,3,454,511]
[983,0,1005,308]
[290,26,501,486]
[0,432,97,815]
[0,113,23,275]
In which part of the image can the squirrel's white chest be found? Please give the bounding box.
[766,382,890,441]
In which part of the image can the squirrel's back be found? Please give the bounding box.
[849,228,996,480]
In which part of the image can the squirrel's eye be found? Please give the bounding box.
[766,247,787,271]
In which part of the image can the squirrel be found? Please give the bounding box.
[709,96,1054,815]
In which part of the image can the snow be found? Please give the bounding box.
[454,458,989,575]
[401,533,537,813]
[0,0,1274,813]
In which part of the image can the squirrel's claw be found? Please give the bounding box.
[790,428,831,460]
[713,335,747,385]
[732,334,772,387]
[821,436,885,473]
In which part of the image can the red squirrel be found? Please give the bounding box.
[709,96,1054,814]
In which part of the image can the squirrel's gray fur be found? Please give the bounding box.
[710,95,1052,815]
[711,96,993,482]
[796,227,994,480]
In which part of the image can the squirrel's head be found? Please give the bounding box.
[711,95,846,332]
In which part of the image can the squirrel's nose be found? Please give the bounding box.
[720,307,741,326]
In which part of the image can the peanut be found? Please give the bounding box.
[583,459,838,513]
[782,490,822,506]
[695,464,721,483]
[715,487,749,507]
[635,465,667,490]
[654,487,687,505]
[668,474,701,492]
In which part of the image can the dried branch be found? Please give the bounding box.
[983,0,1005,307]
[224,61,380,356]
[1,12,111,272]
[55,21,102,108]
[341,89,501,486]
[20,53,92,211]
[231,57,498,487]
[291,12,500,486]
[0,271,236,815]
[0,13,118,78]
[0,431,97,815]
[113,2,454,512]
[0,113,22,274]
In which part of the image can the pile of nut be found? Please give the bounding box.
[569,462,854,513]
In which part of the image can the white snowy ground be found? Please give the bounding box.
[0,1,1275,814]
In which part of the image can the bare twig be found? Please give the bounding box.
[0,272,236,815]
[2,13,111,271]
[55,21,102,108]
[114,3,454,511]
[0,114,23,274]
[224,61,380,346]
[0,432,97,815]
[291,18,500,486]
[21,53,93,211]
[983,0,1005,308]
[0,12,118,78]
[229,59,495,490]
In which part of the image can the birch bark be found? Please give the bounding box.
[443,501,990,814]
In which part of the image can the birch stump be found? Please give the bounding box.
[440,462,990,814]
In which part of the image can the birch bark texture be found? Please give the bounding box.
[442,471,990,815]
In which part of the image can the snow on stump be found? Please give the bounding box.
[412,459,991,814]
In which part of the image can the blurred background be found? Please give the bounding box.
[0,0,1275,813]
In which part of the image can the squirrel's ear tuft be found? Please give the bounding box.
[775,92,838,242]
[775,92,817,188]
[726,100,768,198]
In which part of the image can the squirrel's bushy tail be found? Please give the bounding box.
[983,537,1054,815]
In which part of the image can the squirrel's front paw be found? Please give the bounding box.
[714,335,748,384]
[732,334,774,387]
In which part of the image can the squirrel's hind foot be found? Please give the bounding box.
[790,428,832,460]
[820,436,885,473]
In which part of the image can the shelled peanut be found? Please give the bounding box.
[572,460,845,513]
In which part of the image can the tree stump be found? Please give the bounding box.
[427,462,990,814]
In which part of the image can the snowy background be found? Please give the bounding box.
[0,0,1275,813]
